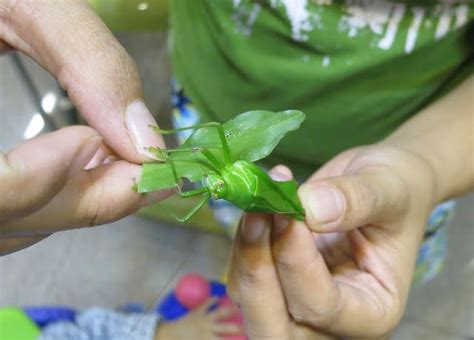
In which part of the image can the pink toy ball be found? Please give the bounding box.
[175,273,210,309]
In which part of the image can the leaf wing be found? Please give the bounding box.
[179,110,305,162]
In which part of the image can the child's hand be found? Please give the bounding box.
[228,144,438,338]
[155,298,244,340]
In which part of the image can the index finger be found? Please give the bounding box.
[1,0,164,162]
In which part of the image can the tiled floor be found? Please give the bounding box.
[0,33,473,339]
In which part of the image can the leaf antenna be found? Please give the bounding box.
[149,122,232,163]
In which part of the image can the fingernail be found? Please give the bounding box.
[125,101,164,160]
[102,155,118,165]
[84,145,108,170]
[273,215,291,235]
[305,186,345,224]
[269,165,292,181]
[69,136,103,176]
[241,214,268,243]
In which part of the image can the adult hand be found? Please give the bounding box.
[0,0,168,255]
[228,145,437,339]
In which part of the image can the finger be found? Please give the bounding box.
[268,164,293,181]
[1,0,164,162]
[0,160,172,236]
[226,165,292,302]
[84,144,117,170]
[329,229,401,337]
[196,297,219,314]
[0,40,13,53]
[0,126,101,220]
[271,218,342,330]
[209,305,237,321]
[230,212,290,339]
[308,147,364,181]
[213,322,244,335]
[299,167,408,233]
[0,234,50,256]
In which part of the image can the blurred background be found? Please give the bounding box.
[0,1,473,339]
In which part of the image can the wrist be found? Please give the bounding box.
[381,136,452,205]
[373,142,440,208]
[382,76,474,203]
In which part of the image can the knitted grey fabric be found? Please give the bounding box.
[39,307,160,340]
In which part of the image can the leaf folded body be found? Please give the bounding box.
[220,160,305,220]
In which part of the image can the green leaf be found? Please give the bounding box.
[138,160,209,192]
[179,110,305,162]
[137,110,305,193]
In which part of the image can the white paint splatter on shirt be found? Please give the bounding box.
[322,55,331,67]
[405,7,425,54]
[454,4,469,29]
[280,0,313,41]
[378,3,406,50]
[230,0,471,54]
[435,3,453,40]
[340,1,392,37]
[232,2,262,36]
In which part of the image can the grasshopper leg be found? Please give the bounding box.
[175,193,211,222]
[150,122,232,164]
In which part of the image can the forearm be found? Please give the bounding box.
[384,75,474,203]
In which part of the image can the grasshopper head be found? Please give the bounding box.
[205,174,227,199]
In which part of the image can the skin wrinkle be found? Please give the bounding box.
[74,162,137,228]
[333,275,392,337]
[348,229,396,294]
[0,128,97,220]
[78,169,105,227]
[0,3,35,57]
[1,150,61,219]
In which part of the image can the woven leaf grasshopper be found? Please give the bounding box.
[137,110,305,222]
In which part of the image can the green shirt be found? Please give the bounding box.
[170,0,473,177]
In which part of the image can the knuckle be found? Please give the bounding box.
[274,252,301,273]
[288,300,339,329]
[1,0,40,33]
[76,174,105,227]
[237,264,272,291]
[348,178,377,223]
[0,153,40,218]
[287,286,342,329]
[274,242,322,273]
[287,303,306,324]
[78,198,102,228]
[0,0,18,23]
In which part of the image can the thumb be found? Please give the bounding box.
[0,126,102,221]
[1,0,164,162]
[299,168,408,232]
